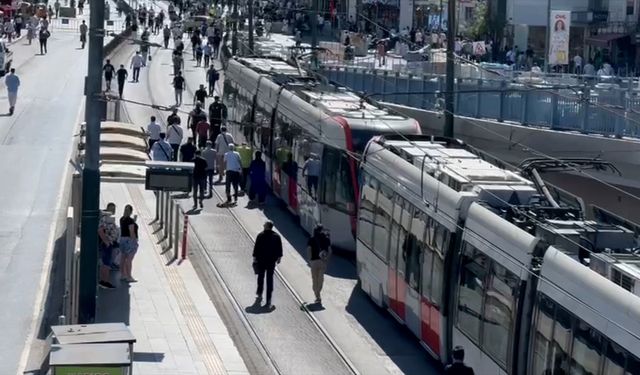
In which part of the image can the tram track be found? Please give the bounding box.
[117,33,359,374]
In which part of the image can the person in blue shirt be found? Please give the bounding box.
[249,151,267,205]
[5,68,20,116]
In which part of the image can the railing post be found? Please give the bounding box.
[580,85,590,133]
[158,191,164,228]
[615,89,626,138]
[163,192,170,238]
[475,78,482,118]
[167,197,174,248]
[550,88,559,129]
[381,70,388,101]
[406,74,412,107]
[173,204,180,259]
[498,80,507,122]
[521,87,530,125]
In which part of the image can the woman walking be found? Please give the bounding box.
[119,204,139,282]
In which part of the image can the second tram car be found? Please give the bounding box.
[223,57,421,250]
[357,135,640,374]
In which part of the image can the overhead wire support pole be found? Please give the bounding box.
[248,0,254,53]
[311,0,318,69]
[444,0,455,138]
[78,0,106,324]
[232,0,239,55]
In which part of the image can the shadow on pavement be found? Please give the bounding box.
[133,351,165,362]
[96,269,132,325]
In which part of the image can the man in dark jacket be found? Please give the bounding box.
[252,221,282,308]
[444,346,474,375]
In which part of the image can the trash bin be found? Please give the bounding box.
[50,343,132,375]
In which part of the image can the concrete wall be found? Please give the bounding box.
[383,102,640,188]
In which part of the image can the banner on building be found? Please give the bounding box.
[548,10,571,65]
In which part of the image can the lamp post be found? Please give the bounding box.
[444,0,455,137]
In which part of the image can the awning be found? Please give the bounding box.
[585,33,628,48]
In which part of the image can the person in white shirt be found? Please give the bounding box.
[146,115,163,151]
[583,61,595,76]
[166,122,184,161]
[130,51,145,82]
[202,140,217,195]
[302,153,321,198]
[223,143,242,203]
[214,126,235,181]
[151,133,173,161]
[573,54,583,74]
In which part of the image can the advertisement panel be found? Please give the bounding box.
[548,10,571,65]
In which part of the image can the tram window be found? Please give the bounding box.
[433,223,450,254]
[482,262,518,367]
[321,149,355,213]
[358,172,378,250]
[456,244,487,343]
[390,195,405,273]
[419,215,433,298]
[551,305,572,374]
[626,354,640,374]
[603,341,626,375]
[406,209,424,291]
[531,294,556,375]
[570,321,603,374]
[372,184,393,262]
[431,252,444,307]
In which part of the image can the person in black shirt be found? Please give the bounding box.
[194,84,207,105]
[119,204,139,282]
[187,102,206,140]
[116,65,128,99]
[173,71,186,106]
[206,65,219,96]
[167,107,181,126]
[180,137,197,162]
[192,150,207,208]
[444,346,475,375]
[252,221,283,309]
[208,96,227,141]
[307,224,331,304]
[103,59,115,91]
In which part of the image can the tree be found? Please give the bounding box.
[465,0,489,40]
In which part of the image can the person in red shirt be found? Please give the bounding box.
[196,118,210,149]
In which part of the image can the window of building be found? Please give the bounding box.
[464,6,473,21]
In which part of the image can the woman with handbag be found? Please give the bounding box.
[119,205,139,283]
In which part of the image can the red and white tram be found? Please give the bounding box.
[357,134,640,374]
[223,57,421,250]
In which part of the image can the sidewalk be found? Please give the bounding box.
[97,181,249,375]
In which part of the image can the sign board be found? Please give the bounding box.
[55,366,125,375]
[145,161,194,192]
[548,10,571,65]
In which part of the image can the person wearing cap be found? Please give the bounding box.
[307,224,331,304]
[214,126,235,181]
[223,143,242,203]
[252,220,283,309]
[202,140,217,196]
[444,346,474,375]
[208,95,227,141]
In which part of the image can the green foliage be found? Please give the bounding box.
[465,1,488,40]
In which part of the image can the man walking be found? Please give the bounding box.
[5,68,19,116]
[206,65,219,96]
[187,101,206,139]
[307,224,331,304]
[79,20,88,48]
[202,141,216,195]
[252,221,282,309]
[214,126,235,181]
[130,51,144,82]
[151,133,173,161]
[146,115,163,151]
[180,137,197,162]
[223,143,242,204]
[208,96,226,140]
[192,150,207,208]
[103,59,115,91]
[163,24,171,48]
[173,71,186,106]
[194,84,207,106]
[444,346,475,375]
[166,120,183,161]
[116,64,128,99]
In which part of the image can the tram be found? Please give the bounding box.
[223,56,421,250]
[357,134,640,374]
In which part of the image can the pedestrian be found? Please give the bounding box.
[302,153,321,198]
[97,209,118,289]
[119,204,139,283]
[14,13,23,37]
[4,68,19,116]
[208,95,226,140]
[166,120,183,161]
[172,50,183,76]
[187,102,206,139]
[130,51,144,82]
[146,115,162,151]
[172,71,185,106]
[194,84,207,105]
[196,117,210,148]
[102,59,115,91]
[203,43,212,67]
[79,20,88,48]
[223,143,242,203]
[151,132,173,161]
[212,32,221,59]
[163,25,171,48]
[38,27,50,55]
[376,40,386,66]
[236,142,252,192]
[214,126,235,181]
[252,220,283,309]
[248,151,267,205]
[77,0,84,14]
[3,20,14,43]
[202,140,216,195]
[195,43,203,66]
[444,346,475,375]
[206,65,219,96]
[192,150,207,208]
[308,224,331,303]
[116,64,128,98]
[573,54,583,74]
[180,137,197,162]
[167,107,181,127]
[54,0,60,17]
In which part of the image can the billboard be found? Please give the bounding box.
[548,10,571,65]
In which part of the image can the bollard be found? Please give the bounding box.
[158,191,164,228]
[168,200,174,248]
[163,192,170,237]
[181,215,189,260]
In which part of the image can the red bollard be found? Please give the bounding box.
[181,215,189,259]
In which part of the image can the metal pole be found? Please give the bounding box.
[444,0,455,137]
[311,0,318,68]
[544,0,551,72]
[439,0,443,30]
[232,0,239,55]
[78,0,105,324]
[248,0,254,52]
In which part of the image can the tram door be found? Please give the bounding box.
[388,194,408,319]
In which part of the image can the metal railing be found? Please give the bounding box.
[155,191,186,261]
